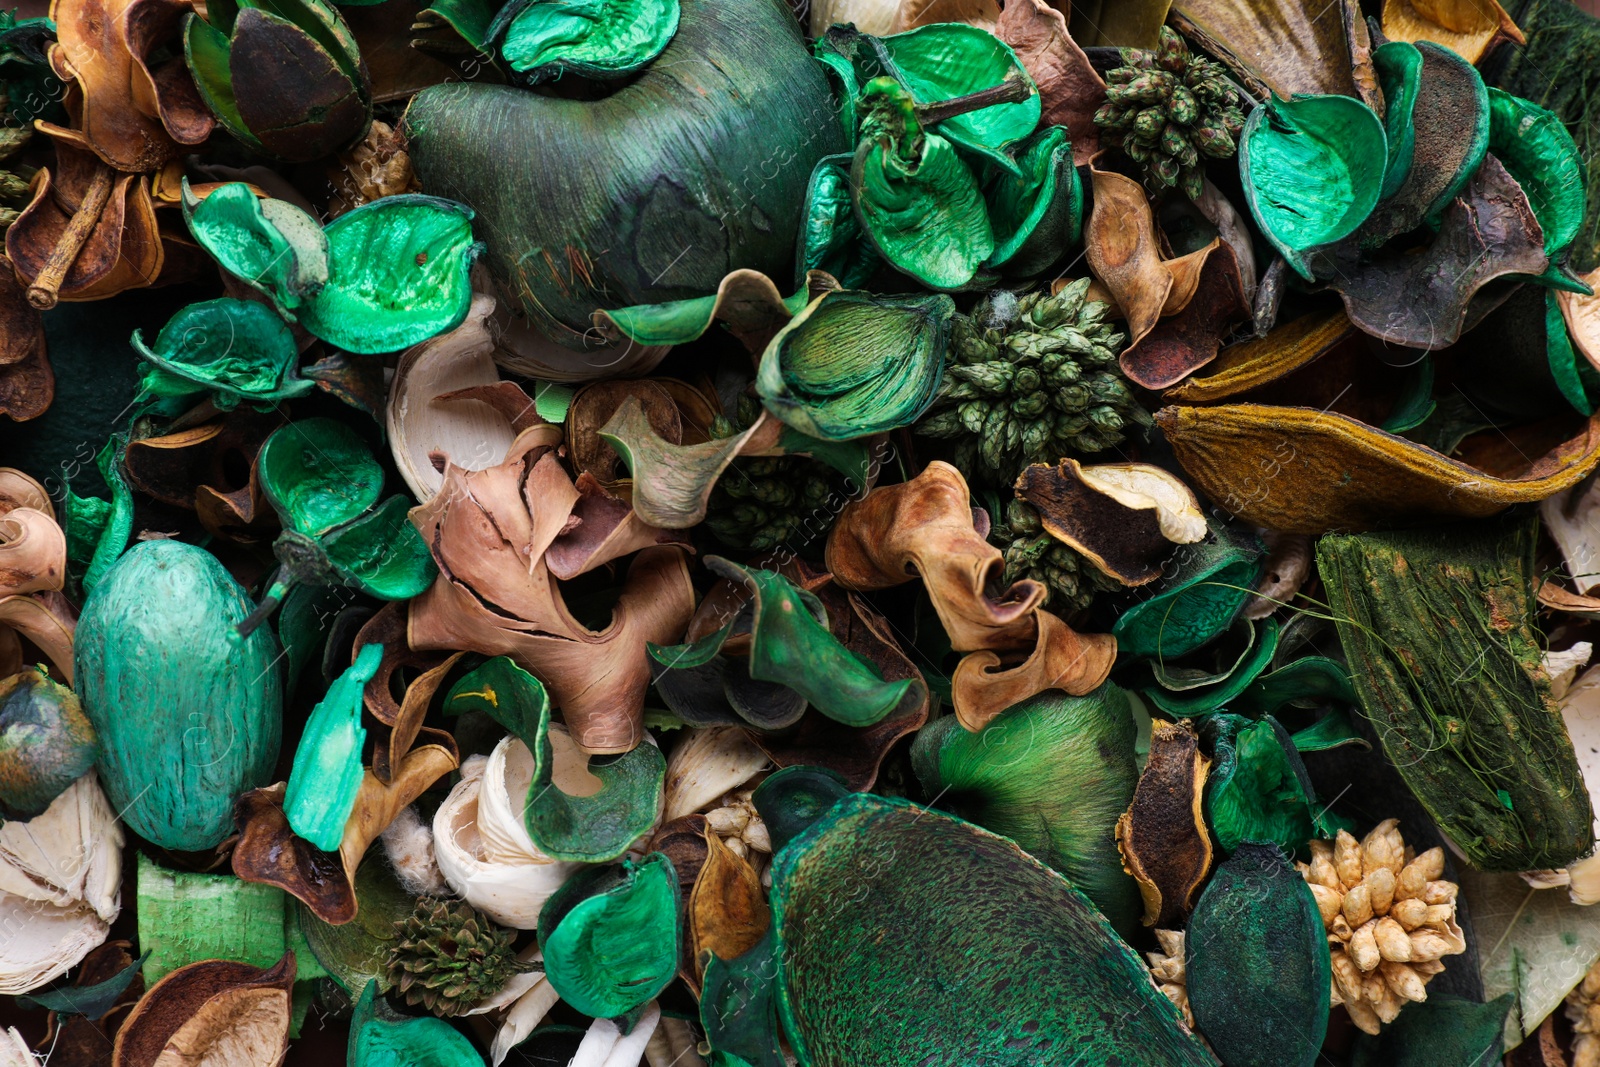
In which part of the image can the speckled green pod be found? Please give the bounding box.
[74,539,283,851]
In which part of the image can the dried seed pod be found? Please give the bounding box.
[1372,917,1411,963]
[1349,921,1381,972]
[1364,866,1396,916]
[1342,884,1374,929]
[1335,830,1364,887]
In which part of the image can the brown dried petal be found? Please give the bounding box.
[995,0,1103,166]
[687,826,770,989]
[565,380,682,487]
[1115,719,1212,928]
[112,954,293,1067]
[1119,240,1249,390]
[1380,0,1524,64]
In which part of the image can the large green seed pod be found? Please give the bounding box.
[402,0,847,349]
[74,540,283,851]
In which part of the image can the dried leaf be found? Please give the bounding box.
[1170,0,1380,106]
[1119,240,1249,390]
[111,954,293,1067]
[1158,403,1600,534]
[1382,0,1524,64]
[593,269,837,352]
[688,827,769,987]
[995,0,1103,166]
[351,605,462,783]
[1115,719,1212,928]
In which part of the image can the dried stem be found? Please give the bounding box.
[27,164,113,311]
[915,74,1034,127]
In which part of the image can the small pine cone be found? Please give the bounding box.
[385,897,533,1017]
[1296,821,1465,1035]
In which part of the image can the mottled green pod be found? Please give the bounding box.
[0,668,98,820]
[74,539,283,851]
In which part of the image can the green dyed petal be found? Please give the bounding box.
[756,289,951,440]
[852,79,993,291]
[1185,842,1331,1067]
[752,765,850,855]
[284,642,382,851]
[1143,617,1280,718]
[1111,522,1263,660]
[910,684,1142,934]
[321,495,437,600]
[132,298,311,407]
[65,434,134,597]
[538,853,680,1019]
[701,930,784,1067]
[1490,86,1588,294]
[18,953,146,1016]
[183,15,264,152]
[984,125,1081,275]
[1240,94,1386,281]
[1546,287,1600,416]
[797,153,878,289]
[1287,709,1370,753]
[259,418,384,537]
[716,557,918,727]
[446,657,665,862]
[300,194,481,354]
[495,0,678,81]
[1200,714,1317,856]
[348,980,481,1066]
[879,23,1040,175]
[182,181,328,318]
[1373,41,1421,200]
[1233,655,1357,718]
[597,272,812,348]
[414,0,499,52]
[770,794,1214,1066]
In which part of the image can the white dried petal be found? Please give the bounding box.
[704,807,750,836]
[743,818,772,854]
[724,837,749,859]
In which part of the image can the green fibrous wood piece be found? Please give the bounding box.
[348,979,480,1066]
[1239,94,1386,281]
[984,125,1081,275]
[1317,516,1596,871]
[494,0,678,82]
[852,78,994,291]
[1111,522,1263,660]
[299,857,417,995]
[1184,842,1330,1067]
[701,929,784,1067]
[1349,993,1512,1067]
[1373,41,1422,200]
[182,181,329,318]
[877,23,1040,174]
[132,298,312,409]
[1488,86,1590,291]
[1200,714,1320,855]
[797,154,878,289]
[770,794,1214,1066]
[403,0,847,347]
[537,853,680,1020]
[756,289,951,441]
[1143,617,1280,718]
[298,195,481,354]
[445,656,665,862]
[135,854,321,986]
[1356,42,1488,245]
[75,540,283,851]
[284,642,382,851]
[909,685,1142,934]
[648,558,920,731]
[0,668,98,820]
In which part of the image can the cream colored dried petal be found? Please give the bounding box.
[1344,996,1383,1035]
[1421,880,1456,905]
[705,806,750,836]
[1412,847,1445,881]
[1335,830,1364,888]
[1372,916,1411,962]
[1395,862,1427,902]
[1409,929,1455,962]
[1390,898,1427,930]
[1380,960,1427,1003]
[1149,957,1185,983]
[1577,1036,1600,1067]
[724,837,749,859]
[1154,928,1185,958]
[1362,819,1403,875]
[1374,987,1405,1024]
[1307,840,1340,890]
[1308,883,1341,928]
[1412,959,1445,978]
[1343,884,1374,928]
[743,818,772,853]
[1330,949,1365,1006]
[1364,866,1396,916]
[1421,904,1455,927]
[1362,971,1388,1007]
[1585,966,1600,999]
[1349,920,1381,972]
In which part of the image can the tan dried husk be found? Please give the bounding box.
[1145,928,1193,1027]
[327,119,419,218]
[1298,819,1464,1035]
[662,726,769,824]
[0,771,122,994]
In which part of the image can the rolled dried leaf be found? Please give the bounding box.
[112,954,293,1067]
[1157,403,1600,533]
[1115,719,1212,928]
[1015,459,1204,586]
[1381,0,1524,64]
[350,604,462,784]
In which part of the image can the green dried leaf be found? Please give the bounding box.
[17,952,146,1016]
[751,765,851,855]
[1372,40,1422,199]
[1200,714,1318,855]
[259,418,383,537]
[182,182,329,318]
[1110,521,1264,660]
[983,124,1081,274]
[910,684,1143,934]
[1488,86,1589,291]
[298,857,416,996]
[701,929,784,1067]
[756,289,951,440]
[797,154,879,289]
[1349,993,1511,1067]
[494,0,679,82]
[1184,842,1331,1067]
[132,298,312,409]
[1144,617,1280,718]
[284,643,382,851]
[348,979,480,1065]
[537,853,680,1020]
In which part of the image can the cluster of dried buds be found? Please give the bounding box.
[1566,957,1600,1067]
[1298,820,1465,1034]
[704,788,773,865]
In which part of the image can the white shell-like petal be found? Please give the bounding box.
[0,1026,31,1066]
[491,977,560,1067]
[663,727,769,823]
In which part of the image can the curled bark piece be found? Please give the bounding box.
[407,423,695,754]
[1015,459,1205,587]
[112,954,293,1067]
[1115,719,1212,928]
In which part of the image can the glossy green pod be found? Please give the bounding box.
[74,539,283,851]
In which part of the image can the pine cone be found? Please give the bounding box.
[1094,26,1244,200]
[704,407,844,554]
[1567,957,1600,1067]
[991,499,1120,615]
[915,279,1151,490]
[385,897,532,1016]
[1298,820,1465,1035]
[1144,928,1192,1027]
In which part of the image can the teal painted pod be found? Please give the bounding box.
[74,539,283,851]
